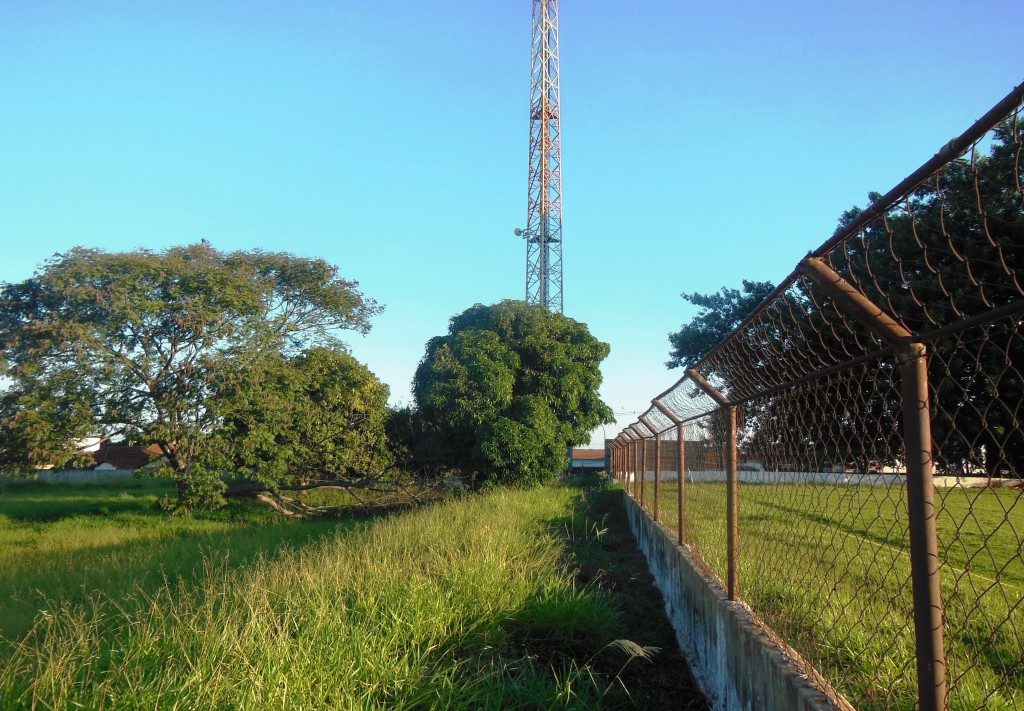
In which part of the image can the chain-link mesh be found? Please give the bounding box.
[609,84,1024,711]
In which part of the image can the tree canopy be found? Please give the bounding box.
[411,301,613,486]
[666,280,776,369]
[203,347,392,512]
[0,243,384,507]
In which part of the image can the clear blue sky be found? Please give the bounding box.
[2,1,1022,445]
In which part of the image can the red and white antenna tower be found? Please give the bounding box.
[515,0,563,313]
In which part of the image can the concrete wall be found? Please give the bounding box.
[569,460,605,469]
[623,492,851,711]
[625,469,1018,488]
[35,468,138,484]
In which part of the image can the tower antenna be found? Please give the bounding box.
[517,0,563,312]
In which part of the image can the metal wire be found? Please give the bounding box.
[610,83,1024,711]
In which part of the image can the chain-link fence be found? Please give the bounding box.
[610,83,1024,711]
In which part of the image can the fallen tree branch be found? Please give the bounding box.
[224,471,447,517]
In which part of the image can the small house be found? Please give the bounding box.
[569,448,607,474]
[92,444,167,471]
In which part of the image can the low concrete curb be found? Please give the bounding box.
[622,492,851,711]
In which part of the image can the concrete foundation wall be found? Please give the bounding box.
[625,469,1017,488]
[36,469,138,484]
[623,492,848,711]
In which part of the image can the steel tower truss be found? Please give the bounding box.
[522,0,563,312]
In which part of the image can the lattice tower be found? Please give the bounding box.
[518,0,563,312]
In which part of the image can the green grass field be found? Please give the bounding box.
[0,477,704,710]
[634,479,1023,710]
[0,479,365,644]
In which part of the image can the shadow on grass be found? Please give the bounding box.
[0,479,179,524]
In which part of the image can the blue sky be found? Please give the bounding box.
[1,1,1022,445]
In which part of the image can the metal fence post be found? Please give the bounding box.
[640,436,647,508]
[641,415,661,520]
[626,436,634,497]
[677,422,686,545]
[903,344,948,711]
[654,431,661,521]
[686,368,740,601]
[725,405,739,601]
[653,397,687,545]
[616,443,622,485]
[612,443,619,484]
[625,440,632,494]
[799,256,948,710]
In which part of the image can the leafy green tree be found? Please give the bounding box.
[202,347,392,513]
[0,243,382,507]
[412,301,613,486]
[666,280,776,369]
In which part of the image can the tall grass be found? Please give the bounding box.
[0,479,357,642]
[1,485,630,710]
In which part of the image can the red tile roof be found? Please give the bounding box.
[92,444,163,470]
[572,448,606,460]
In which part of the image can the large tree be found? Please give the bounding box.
[0,243,383,506]
[202,347,394,513]
[666,280,776,369]
[412,301,613,486]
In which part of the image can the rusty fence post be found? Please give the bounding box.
[627,431,636,499]
[903,344,947,711]
[653,398,687,545]
[677,423,686,544]
[654,431,662,521]
[621,442,627,489]
[614,444,619,484]
[612,443,619,485]
[610,442,618,487]
[686,367,740,601]
[641,415,661,521]
[651,401,684,545]
[631,436,639,499]
[619,441,625,490]
[800,256,947,710]
[724,405,739,601]
[616,443,622,485]
[625,435,632,497]
[630,434,638,502]
[622,439,629,493]
[640,435,647,508]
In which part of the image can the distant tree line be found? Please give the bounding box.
[0,243,612,512]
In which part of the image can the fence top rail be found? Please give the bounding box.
[616,80,1024,439]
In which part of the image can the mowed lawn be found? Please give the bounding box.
[637,479,1023,711]
[0,478,701,710]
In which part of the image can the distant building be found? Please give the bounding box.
[91,443,167,471]
[569,448,606,474]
